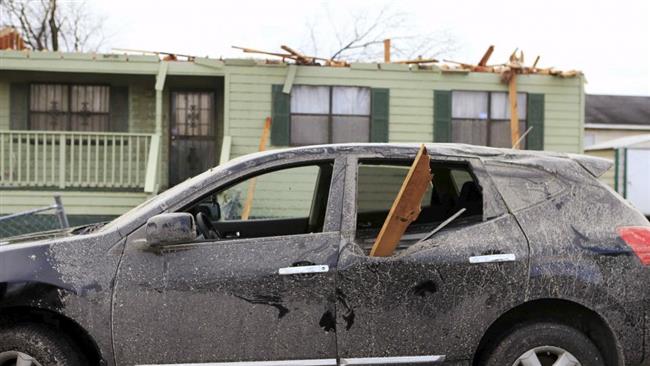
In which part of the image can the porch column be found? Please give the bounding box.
[154,61,168,192]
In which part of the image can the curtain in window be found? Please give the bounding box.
[29,84,111,131]
[452,120,488,145]
[290,86,330,114]
[450,91,529,148]
[69,85,110,131]
[332,87,370,115]
[289,86,372,145]
[291,115,329,145]
[331,87,371,143]
[489,120,527,148]
[452,91,489,119]
[490,92,527,119]
[29,84,69,130]
[332,116,370,143]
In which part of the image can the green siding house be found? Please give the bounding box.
[0,50,585,220]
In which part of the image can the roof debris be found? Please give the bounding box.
[0,27,26,50]
[231,43,582,78]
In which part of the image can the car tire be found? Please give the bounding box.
[0,323,84,366]
[482,322,605,366]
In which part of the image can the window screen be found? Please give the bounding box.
[290,85,371,145]
[451,91,527,148]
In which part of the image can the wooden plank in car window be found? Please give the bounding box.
[370,144,432,257]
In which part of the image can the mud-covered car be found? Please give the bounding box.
[1,143,649,366]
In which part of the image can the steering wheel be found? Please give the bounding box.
[196,212,221,240]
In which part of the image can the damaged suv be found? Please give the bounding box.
[0,143,649,366]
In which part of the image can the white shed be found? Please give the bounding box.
[586,134,650,215]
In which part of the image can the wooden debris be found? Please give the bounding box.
[370,145,432,257]
[508,73,520,148]
[478,45,494,66]
[112,48,196,60]
[394,57,439,64]
[384,39,391,63]
[241,117,272,220]
[532,55,540,69]
[0,27,26,50]
[230,44,580,78]
[281,45,316,65]
[232,46,294,61]
[513,126,533,149]
[232,45,348,66]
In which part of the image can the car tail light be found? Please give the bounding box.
[618,226,650,265]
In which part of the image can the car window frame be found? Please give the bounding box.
[172,156,346,244]
[340,152,508,251]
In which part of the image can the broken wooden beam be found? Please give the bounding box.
[478,45,495,66]
[370,145,432,257]
[241,117,272,220]
[232,45,295,60]
[394,58,439,64]
[509,73,520,148]
[532,55,540,69]
[281,45,316,65]
[384,39,391,63]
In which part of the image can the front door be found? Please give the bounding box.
[170,91,217,186]
[112,160,344,365]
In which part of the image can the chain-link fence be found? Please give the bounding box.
[0,196,69,239]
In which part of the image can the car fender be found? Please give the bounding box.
[0,233,126,366]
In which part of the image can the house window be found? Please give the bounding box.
[584,132,596,147]
[29,84,110,131]
[290,86,371,146]
[451,91,527,148]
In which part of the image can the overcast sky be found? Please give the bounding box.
[96,0,649,96]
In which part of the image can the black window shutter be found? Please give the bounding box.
[434,90,452,142]
[10,83,29,130]
[110,86,129,132]
[370,88,389,142]
[271,84,290,146]
[526,93,545,150]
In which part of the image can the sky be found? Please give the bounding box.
[94,0,649,96]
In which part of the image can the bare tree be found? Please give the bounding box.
[300,4,459,62]
[0,0,108,52]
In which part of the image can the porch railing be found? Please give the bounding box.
[0,130,158,191]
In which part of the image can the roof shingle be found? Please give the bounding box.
[586,94,650,126]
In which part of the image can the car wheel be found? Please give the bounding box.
[0,324,83,366]
[483,322,605,366]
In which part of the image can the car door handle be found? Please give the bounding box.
[278,264,329,276]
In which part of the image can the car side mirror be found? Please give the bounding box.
[146,213,197,247]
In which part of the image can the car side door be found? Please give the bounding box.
[111,158,345,365]
[335,154,529,364]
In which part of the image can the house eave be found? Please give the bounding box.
[0,50,226,77]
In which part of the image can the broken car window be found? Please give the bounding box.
[355,160,483,254]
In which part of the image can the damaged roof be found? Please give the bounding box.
[0,47,583,79]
